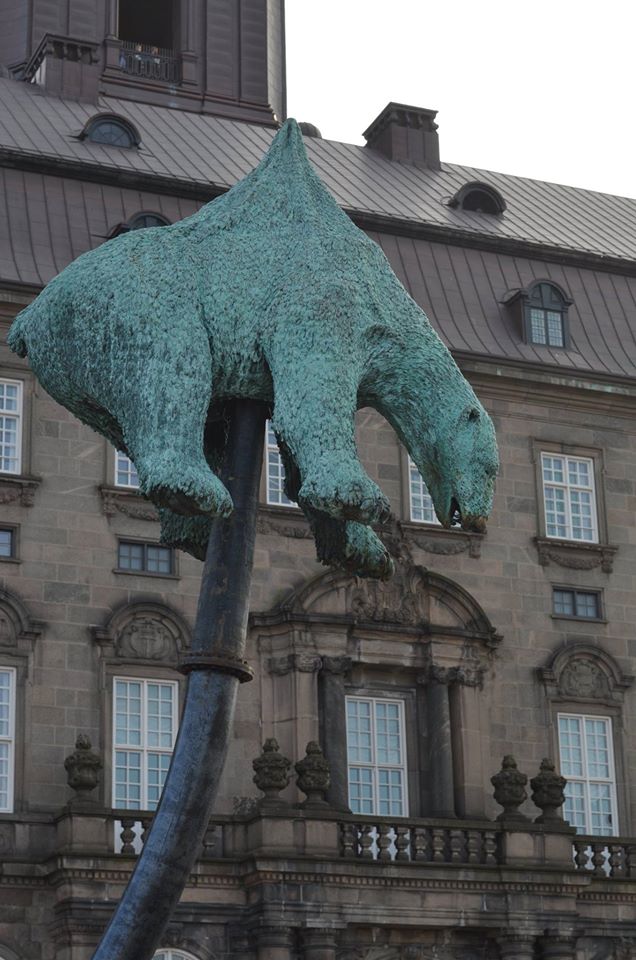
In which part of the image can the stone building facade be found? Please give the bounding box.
[1,2,636,959]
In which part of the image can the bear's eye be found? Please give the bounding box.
[468,408,480,422]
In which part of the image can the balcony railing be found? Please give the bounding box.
[340,817,502,865]
[119,41,180,83]
[573,836,636,879]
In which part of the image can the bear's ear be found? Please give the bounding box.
[468,408,480,422]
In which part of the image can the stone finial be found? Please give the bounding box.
[531,758,567,823]
[252,738,291,807]
[64,734,102,806]
[295,741,331,807]
[491,755,529,822]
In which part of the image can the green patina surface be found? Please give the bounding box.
[8,120,498,579]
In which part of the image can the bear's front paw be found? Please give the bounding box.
[344,523,394,580]
[299,470,391,524]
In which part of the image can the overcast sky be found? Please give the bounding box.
[285,0,636,200]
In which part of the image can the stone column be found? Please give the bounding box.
[421,667,455,817]
[540,934,576,960]
[318,656,352,811]
[105,0,118,37]
[257,926,296,960]
[302,927,338,960]
[498,935,535,960]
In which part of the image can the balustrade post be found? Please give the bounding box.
[302,927,338,960]
[318,657,352,811]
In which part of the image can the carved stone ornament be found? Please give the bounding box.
[405,523,483,559]
[256,509,312,541]
[0,474,40,507]
[295,740,331,805]
[531,757,567,823]
[268,653,323,675]
[422,663,485,688]
[116,617,175,661]
[64,734,102,799]
[559,658,609,700]
[491,755,529,821]
[351,562,424,625]
[100,485,159,522]
[535,537,617,574]
[252,738,291,805]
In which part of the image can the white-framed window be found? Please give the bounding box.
[115,450,139,488]
[541,453,598,542]
[408,457,439,524]
[346,696,408,816]
[0,379,23,475]
[558,713,618,835]
[0,668,16,812]
[113,678,178,810]
[266,422,295,507]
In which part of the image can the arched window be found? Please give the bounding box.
[448,181,506,215]
[82,115,140,149]
[524,281,570,348]
[128,213,170,230]
[107,214,170,239]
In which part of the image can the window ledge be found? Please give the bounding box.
[0,556,20,565]
[550,613,607,624]
[0,474,40,507]
[535,537,617,574]
[401,520,484,559]
[100,484,158,522]
[113,568,179,581]
[257,503,312,541]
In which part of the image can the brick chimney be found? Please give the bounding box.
[363,102,440,168]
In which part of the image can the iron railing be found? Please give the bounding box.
[119,41,180,83]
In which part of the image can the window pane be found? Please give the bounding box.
[585,719,610,779]
[0,414,20,473]
[115,680,142,746]
[346,699,372,763]
[376,702,402,765]
[589,782,613,835]
[0,741,9,811]
[542,455,564,484]
[575,592,599,618]
[409,459,438,524]
[564,781,586,832]
[558,716,584,778]
[146,546,172,574]
[147,683,174,749]
[378,768,404,816]
[147,753,171,809]
[0,529,13,557]
[266,422,295,506]
[114,750,142,808]
[546,311,564,347]
[118,542,144,570]
[530,308,547,344]
[544,485,567,538]
[348,767,374,814]
[115,451,139,488]
[568,458,592,488]
[570,490,595,541]
[553,589,575,616]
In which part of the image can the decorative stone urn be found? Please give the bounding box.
[491,755,529,821]
[252,738,291,808]
[295,740,331,807]
[531,758,567,823]
[64,734,102,806]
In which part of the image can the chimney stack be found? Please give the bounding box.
[363,102,440,168]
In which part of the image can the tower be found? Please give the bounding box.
[0,0,286,124]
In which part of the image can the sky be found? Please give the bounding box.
[285,0,636,200]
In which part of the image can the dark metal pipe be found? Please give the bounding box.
[92,398,267,960]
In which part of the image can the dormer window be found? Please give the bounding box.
[83,115,140,149]
[525,282,570,348]
[449,181,506,215]
[107,213,170,239]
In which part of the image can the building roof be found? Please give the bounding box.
[2,77,636,264]
[1,78,635,382]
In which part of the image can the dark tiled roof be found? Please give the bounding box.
[2,78,636,262]
[1,78,635,381]
[3,167,636,381]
